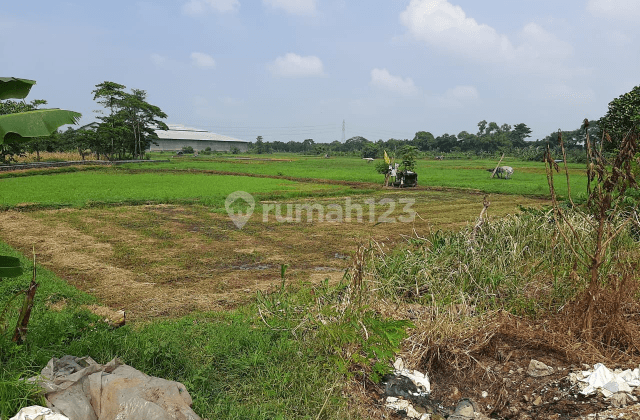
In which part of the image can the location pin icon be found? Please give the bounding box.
[225,191,255,229]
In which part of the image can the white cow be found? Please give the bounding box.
[487,166,513,179]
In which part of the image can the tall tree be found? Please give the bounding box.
[510,123,532,148]
[92,81,126,159]
[302,138,315,153]
[434,133,458,152]
[255,136,266,154]
[92,81,167,159]
[120,89,168,159]
[412,131,435,151]
[597,85,640,149]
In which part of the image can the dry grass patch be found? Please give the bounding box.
[0,191,546,321]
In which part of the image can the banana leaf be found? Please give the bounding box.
[0,256,22,278]
[0,77,36,100]
[0,109,82,144]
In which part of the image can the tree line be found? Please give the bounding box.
[248,120,596,162]
[248,85,640,162]
[2,82,638,164]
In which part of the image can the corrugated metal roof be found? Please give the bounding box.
[155,124,249,143]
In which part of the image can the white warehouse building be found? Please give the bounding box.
[150,124,249,153]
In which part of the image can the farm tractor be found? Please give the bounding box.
[377,148,419,188]
[388,163,418,187]
[377,148,419,187]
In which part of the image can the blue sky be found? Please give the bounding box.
[2,0,639,143]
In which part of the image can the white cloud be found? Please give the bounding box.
[267,53,325,77]
[191,52,216,69]
[263,0,317,16]
[182,0,239,15]
[436,85,479,108]
[587,0,640,20]
[399,0,575,76]
[447,85,478,100]
[221,97,244,106]
[540,84,595,105]
[370,68,417,96]
[150,53,167,66]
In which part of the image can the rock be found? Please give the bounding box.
[449,399,479,420]
[609,392,628,408]
[527,359,554,377]
[386,358,431,396]
[449,386,461,401]
[414,405,427,414]
[385,374,420,398]
[481,391,488,398]
[385,396,429,419]
[533,396,543,406]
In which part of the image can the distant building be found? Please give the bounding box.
[150,124,249,152]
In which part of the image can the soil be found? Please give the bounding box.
[355,337,640,419]
[356,319,640,420]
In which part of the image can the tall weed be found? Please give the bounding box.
[369,208,638,315]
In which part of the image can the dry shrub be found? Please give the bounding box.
[14,151,97,163]
[560,263,640,362]
[393,265,640,399]
[401,291,640,392]
[537,121,639,359]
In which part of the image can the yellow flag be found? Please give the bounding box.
[384,150,390,165]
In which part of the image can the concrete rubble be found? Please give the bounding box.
[573,363,640,398]
[383,358,432,418]
[391,357,431,396]
[385,397,430,419]
[384,358,640,420]
[526,359,554,377]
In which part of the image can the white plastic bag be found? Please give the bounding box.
[9,406,69,420]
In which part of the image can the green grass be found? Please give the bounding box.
[127,155,587,197]
[1,156,587,206]
[0,170,348,209]
[0,241,350,419]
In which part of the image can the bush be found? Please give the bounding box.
[375,160,389,175]
[398,145,417,171]
[181,146,194,154]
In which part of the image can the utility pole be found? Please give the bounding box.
[342,120,345,143]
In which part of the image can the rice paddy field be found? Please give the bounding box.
[0,154,576,418]
[135,153,584,196]
[0,155,563,321]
